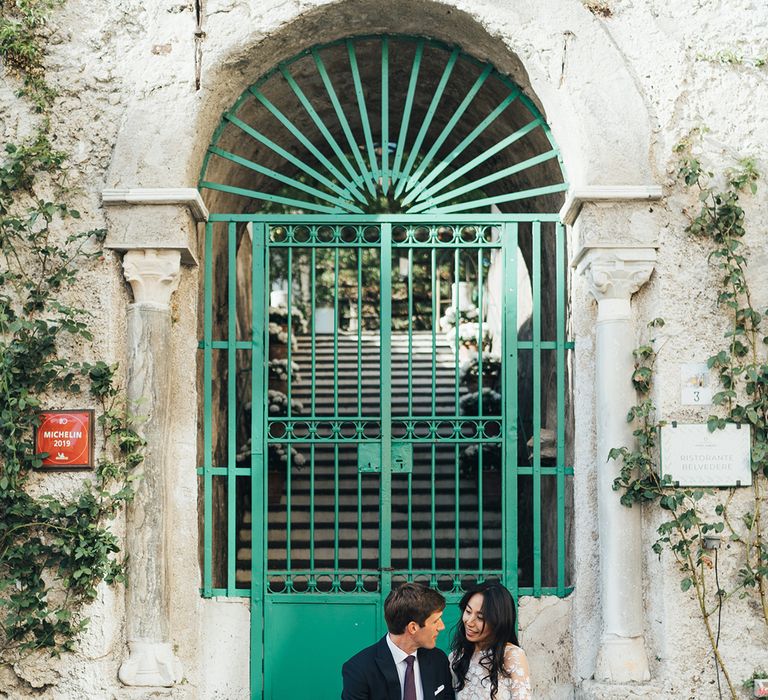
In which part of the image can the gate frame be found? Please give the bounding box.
[199,212,572,697]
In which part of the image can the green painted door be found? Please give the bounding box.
[198,214,572,699]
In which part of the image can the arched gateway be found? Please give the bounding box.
[197,35,573,698]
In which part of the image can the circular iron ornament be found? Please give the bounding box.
[362,225,381,243]
[413,420,431,438]
[270,226,287,242]
[200,35,567,214]
[293,225,311,243]
[292,422,311,438]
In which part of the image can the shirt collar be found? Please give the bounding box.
[386,634,414,665]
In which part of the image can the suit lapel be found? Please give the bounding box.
[418,648,436,699]
[375,637,402,700]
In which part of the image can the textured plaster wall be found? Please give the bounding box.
[1,0,768,698]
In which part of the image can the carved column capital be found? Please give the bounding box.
[578,247,656,303]
[122,249,181,307]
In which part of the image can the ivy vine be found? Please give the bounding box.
[609,140,766,698]
[0,0,143,665]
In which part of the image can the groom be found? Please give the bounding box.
[341,582,455,699]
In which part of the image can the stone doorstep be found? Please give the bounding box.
[575,681,663,699]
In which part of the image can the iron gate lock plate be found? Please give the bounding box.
[358,441,413,474]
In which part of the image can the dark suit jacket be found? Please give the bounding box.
[342,635,455,700]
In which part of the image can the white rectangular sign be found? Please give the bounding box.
[661,423,751,487]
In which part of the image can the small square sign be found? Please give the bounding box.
[680,363,712,406]
[661,423,751,487]
[36,410,95,469]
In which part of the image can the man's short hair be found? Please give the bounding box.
[384,582,446,634]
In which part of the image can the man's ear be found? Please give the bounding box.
[405,620,420,635]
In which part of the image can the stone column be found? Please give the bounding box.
[578,247,656,683]
[117,249,183,687]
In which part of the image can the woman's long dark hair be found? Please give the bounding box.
[450,582,520,700]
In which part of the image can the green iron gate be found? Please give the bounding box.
[197,31,574,700]
[199,214,573,699]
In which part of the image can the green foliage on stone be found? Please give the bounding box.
[610,141,767,699]
[0,0,61,111]
[0,0,143,662]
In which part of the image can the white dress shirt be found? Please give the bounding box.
[386,634,424,700]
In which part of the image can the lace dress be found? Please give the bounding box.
[450,644,532,700]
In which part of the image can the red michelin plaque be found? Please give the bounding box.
[36,410,95,469]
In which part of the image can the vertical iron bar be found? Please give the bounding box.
[381,224,393,594]
[477,245,484,572]
[357,245,363,574]
[334,246,340,574]
[286,247,293,572]
[431,244,437,578]
[454,248,460,409]
[555,222,566,595]
[502,223,519,598]
[250,222,266,695]
[453,248,461,576]
[334,441,339,574]
[454,438,459,571]
[310,439,316,573]
[334,247,339,416]
[532,221,542,596]
[227,222,237,596]
[203,222,213,596]
[407,243,413,570]
[358,248,363,416]
[407,469,413,572]
[431,441,437,577]
[310,246,316,574]
[408,248,413,416]
[431,247,437,416]
[358,458,363,575]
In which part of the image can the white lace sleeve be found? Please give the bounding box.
[500,644,532,700]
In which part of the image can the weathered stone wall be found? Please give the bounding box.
[1,0,767,698]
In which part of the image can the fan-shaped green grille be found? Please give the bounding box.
[200,35,567,214]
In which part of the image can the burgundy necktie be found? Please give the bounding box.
[404,655,417,700]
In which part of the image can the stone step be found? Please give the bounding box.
[240,508,501,542]
[243,546,502,565]
[261,525,502,545]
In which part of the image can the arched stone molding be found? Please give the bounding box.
[99,0,664,692]
[104,0,656,198]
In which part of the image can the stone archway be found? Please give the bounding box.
[101,0,662,694]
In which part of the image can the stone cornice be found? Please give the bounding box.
[560,185,663,226]
[102,188,209,222]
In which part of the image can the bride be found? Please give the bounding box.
[449,582,532,700]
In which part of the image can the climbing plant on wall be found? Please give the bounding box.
[0,0,143,663]
[610,138,765,699]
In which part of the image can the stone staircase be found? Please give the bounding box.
[236,331,502,585]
